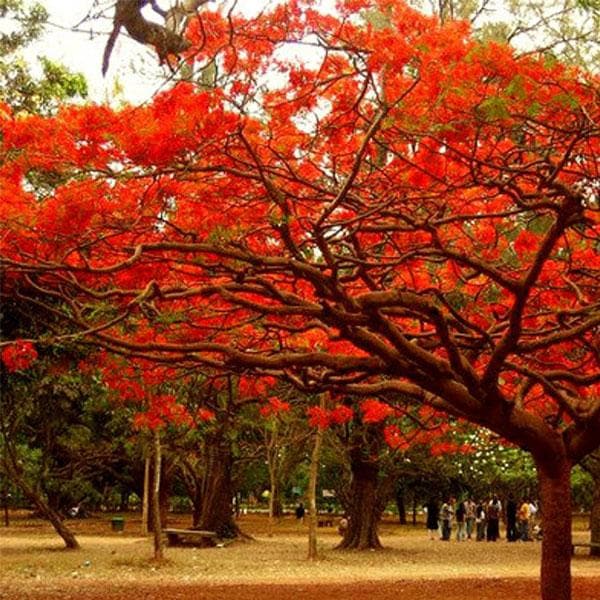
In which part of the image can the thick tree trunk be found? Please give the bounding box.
[337,451,382,550]
[590,475,600,557]
[535,456,572,600]
[195,435,238,542]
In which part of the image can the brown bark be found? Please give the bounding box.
[337,450,382,550]
[194,433,238,542]
[535,455,572,600]
[141,454,150,536]
[151,429,164,561]
[307,421,323,560]
[190,480,203,528]
[396,488,407,525]
[147,457,170,532]
[7,464,80,549]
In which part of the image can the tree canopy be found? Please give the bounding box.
[1,1,598,598]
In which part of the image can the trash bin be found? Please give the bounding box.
[111,517,125,532]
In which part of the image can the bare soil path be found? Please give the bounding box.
[1,512,598,599]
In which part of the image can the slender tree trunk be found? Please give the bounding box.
[412,494,417,526]
[307,420,323,560]
[141,454,150,536]
[396,487,407,525]
[267,463,278,537]
[3,447,79,549]
[191,481,203,528]
[590,473,600,557]
[535,455,572,600]
[337,450,382,550]
[8,465,80,549]
[147,455,171,532]
[151,429,164,561]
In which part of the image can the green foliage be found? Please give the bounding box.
[477,96,510,122]
[412,0,599,71]
[1,353,135,512]
[571,465,594,511]
[0,0,47,52]
[0,0,87,114]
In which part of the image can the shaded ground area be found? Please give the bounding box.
[2,579,600,600]
[1,512,598,599]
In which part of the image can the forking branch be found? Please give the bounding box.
[102,0,213,75]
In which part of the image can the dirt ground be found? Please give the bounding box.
[1,512,599,600]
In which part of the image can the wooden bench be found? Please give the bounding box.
[163,528,218,547]
[571,542,600,555]
[318,518,334,527]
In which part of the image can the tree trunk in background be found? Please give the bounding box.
[4,454,79,549]
[195,433,238,542]
[141,454,150,536]
[337,450,382,550]
[307,421,323,560]
[267,463,279,538]
[536,455,572,600]
[20,473,80,549]
[147,455,171,532]
[191,480,203,528]
[151,429,164,561]
[396,487,406,525]
[590,474,600,557]
[412,494,418,526]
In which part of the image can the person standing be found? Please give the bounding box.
[475,500,486,541]
[518,498,531,541]
[486,495,502,541]
[425,497,440,540]
[465,498,476,540]
[440,497,455,541]
[295,502,305,522]
[505,494,518,542]
[455,500,466,541]
[528,499,538,531]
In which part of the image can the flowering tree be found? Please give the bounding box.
[1,1,598,598]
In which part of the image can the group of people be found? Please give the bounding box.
[425,494,539,542]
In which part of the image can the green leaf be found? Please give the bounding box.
[505,75,526,101]
[477,96,510,122]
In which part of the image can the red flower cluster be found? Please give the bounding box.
[330,405,354,424]
[383,424,409,451]
[430,442,475,456]
[307,406,331,429]
[306,404,354,429]
[259,396,291,417]
[1,340,38,372]
[133,394,193,431]
[360,399,394,423]
[238,375,276,399]
[197,407,216,422]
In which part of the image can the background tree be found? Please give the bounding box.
[0,0,87,114]
[0,339,130,549]
[581,450,600,556]
[413,0,600,69]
